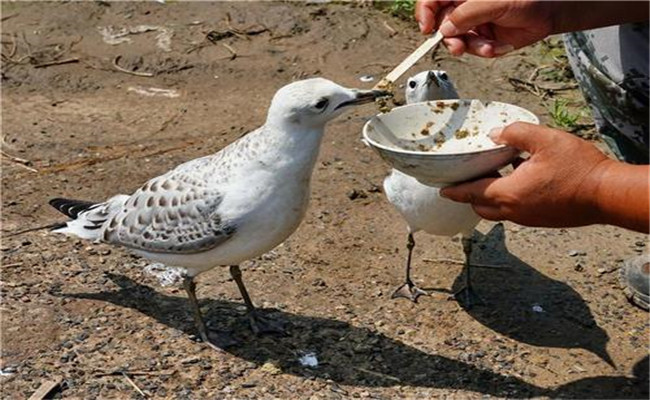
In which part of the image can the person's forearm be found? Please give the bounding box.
[553,1,650,34]
[589,160,650,233]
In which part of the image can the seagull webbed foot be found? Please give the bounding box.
[391,282,429,303]
[200,329,239,350]
[247,311,287,335]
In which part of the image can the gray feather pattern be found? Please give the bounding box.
[102,166,236,254]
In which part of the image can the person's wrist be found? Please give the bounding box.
[575,157,618,226]
[545,0,582,34]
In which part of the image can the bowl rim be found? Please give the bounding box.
[362,99,539,157]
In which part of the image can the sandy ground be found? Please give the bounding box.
[1,2,648,399]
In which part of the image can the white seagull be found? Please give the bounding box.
[50,78,389,348]
[384,70,484,306]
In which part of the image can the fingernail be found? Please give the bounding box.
[418,20,425,33]
[440,20,460,36]
[494,43,514,55]
[439,188,450,198]
[489,127,504,143]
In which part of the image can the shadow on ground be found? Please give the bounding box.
[57,271,649,398]
[553,356,648,399]
[454,223,614,367]
[60,273,548,398]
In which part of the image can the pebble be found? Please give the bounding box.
[347,189,367,200]
[259,362,281,375]
[2,366,17,374]
[181,356,200,365]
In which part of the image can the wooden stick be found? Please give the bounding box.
[222,43,237,60]
[28,377,62,400]
[94,369,174,377]
[382,20,397,37]
[1,263,23,268]
[374,31,444,89]
[34,57,79,68]
[354,367,401,383]
[3,222,65,237]
[1,13,18,22]
[112,55,154,77]
[1,150,38,172]
[4,33,17,58]
[422,258,507,269]
[122,373,147,397]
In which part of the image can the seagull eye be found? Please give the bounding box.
[314,98,329,111]
[439,72,448,81]
[408,80,417,89]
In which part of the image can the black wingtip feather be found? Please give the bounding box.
[49,198,98,219]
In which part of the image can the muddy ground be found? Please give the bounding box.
[1,2,648,399]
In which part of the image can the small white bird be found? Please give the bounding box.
[50,78,389,348]
[404,70,458,105]
[384,70,483,305]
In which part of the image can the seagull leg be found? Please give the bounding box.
[182,276,237,349]
[452,236,486,308]
[392,233,429,303]
[229,265,286,335]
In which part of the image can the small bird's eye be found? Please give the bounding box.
[408,80,417,89]
[314,98,329,111]
[439,72,448,81]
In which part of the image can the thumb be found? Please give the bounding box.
[489,122,553,154]
[439,177,499,204]
[440,0,510,36]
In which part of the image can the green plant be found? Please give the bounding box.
[548,98,581,130]
[389,0,415,20]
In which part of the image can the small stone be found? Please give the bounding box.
[259,362,281,375]
[347,189,367,200]
[311,278,326,287]
[181,356,200,365]
[367,184,382,193]
[597,267,607,275]
[568,250,579,257]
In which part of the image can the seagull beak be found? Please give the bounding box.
[426,71,439,88]
[335,89,392,109]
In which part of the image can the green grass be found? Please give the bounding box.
[389,0,416,20]
[548,98,582,131]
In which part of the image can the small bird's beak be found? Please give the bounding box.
[335,89,392,109]
[425,71,439,88]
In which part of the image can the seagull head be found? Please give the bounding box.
[267,78,391,128]
[405,70,458,104]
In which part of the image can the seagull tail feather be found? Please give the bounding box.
[49,198,99,219]
[48,196,128,241]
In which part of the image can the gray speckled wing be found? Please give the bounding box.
[101,166,235,254]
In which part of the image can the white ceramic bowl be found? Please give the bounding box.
[362,99,539,186]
